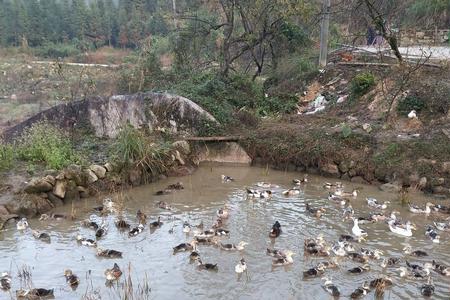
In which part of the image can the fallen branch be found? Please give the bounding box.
[32,61,121,68]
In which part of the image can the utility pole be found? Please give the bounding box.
[172,0,177,28]
[319,0,331,68]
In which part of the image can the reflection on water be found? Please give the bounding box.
[0,163,449,299]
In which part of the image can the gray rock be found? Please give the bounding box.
[90,164,107,179]
[379,182,401,193]
[442,162,450,174]
[77,186,89,198]
[85,169,98,184]
[172,140,191,155]
[53,180,66,199]
[24,178,53,194]
[42,175,56,186]
[418,177,427,189]
[47,192,64,207]
[65,164,82,180]
[320,162,340,176]
[104,162,114,172]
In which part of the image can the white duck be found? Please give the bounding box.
[408,110,417,119]
[367,198,390,210]
[16,218,29,231]
[352,218,368,237]
[235,258,247,274]
[388,220,413,237]
[425,225,440,243]
[409,202,433,214]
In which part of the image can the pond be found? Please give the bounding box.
[0,164,449,299]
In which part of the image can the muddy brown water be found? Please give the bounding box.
[0,164,449,299]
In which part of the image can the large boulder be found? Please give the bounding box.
[24,178,53,194]
[319,162,340,176]
[53,180,67,199]
[90,164,107,179]
[85,169,98,184]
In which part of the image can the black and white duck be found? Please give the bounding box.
[335,188,358,198]
[434,221,450,231]
[421,277,435,297]
[64,269,80,288]
[0,272,11,290]
[183,221,191,233]
[347,252,369,264]
[246,188,272,199]
[322,277,340,297]
[235,258,247,274]
[381,257,401,268]
[156,201,173,210]
[220,241,248,251]
[409,202,434,214]
[432,260,450,276]
[216,206,229,219]
[149,216,163,228]
[282,188,300,196]
[303,264,325,278]
[360,248,383,260]
[81,218,100,230]
[293,175,308,185]
[16,288,54,298]
[97,248,123,258]
[128,224,145,237]
[95,222,108,238]
[215,228,230,236]
[403,246,428,257]
[328,193,348,206]
[105,263,122,281]
[323,181,342,189]
[76,234,97,247]
[197,259,218,271]
[367,198,389,210]
[342,205,354,220]
[221,175,234,182]
[350,281,370,299]
[348,264,370,274]
[306,203,326,218]
[266,248,287,259]
[16,218,29,231]
[269,221,282,238]
[272,251,295,266]
[32,230,51,243]
[173,241,197,253]
[167,182,184,190]
[425,225,440,243]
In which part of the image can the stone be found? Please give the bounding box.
[432,186,450,195]
[196,142,251,165]
[442,162,450,174]
[339,161,350,173]
[172,140,191,155]
[319,162,340,176]
[64,187,80,202]
[24,178,53,194]
[362,123,372,133]
[0,205,10,216]
[65,164,82,179]
[44,169,58,177]
[174,150,185,165]
[380,182,401,193]
[39,193,48,199]
[35,198,54,214]
[53,180,66,199]
[418,177,427,189]
[104,162,114,172]
[90,164,107,179]
[351,176,369,184]
[5,196,37,216]
[85,169,98,184]
[42,175,56,186]
[77,186,89,198]
[55,172,65,180]
[129,168,142,186]
[47,192,64,207]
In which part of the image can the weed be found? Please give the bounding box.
[351,72,375,97]
[397,95,426,116]
[0,141,14,172]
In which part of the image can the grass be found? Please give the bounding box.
[0,141,14,172]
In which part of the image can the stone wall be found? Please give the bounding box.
[399,29,450,46]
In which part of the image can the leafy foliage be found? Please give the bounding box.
[351,72,376,96]
[397,95,426,116]
[0,142,14,172]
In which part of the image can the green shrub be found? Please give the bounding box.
[351,72,376,96]
[17,122,78,169]
[0,142,14,171]
[34,42,81,58]
[397,95,427,116]
[110,125,172,175]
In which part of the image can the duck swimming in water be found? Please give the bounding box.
[328,193,348,206]
[167,182,184,190]
[64,269,80,288]
[409,202,434,214]
[433,221,450,231]
[432,260,450,276]
[149,216,163,228]
[220,241,248,251]
[197,259,218,271]
[335,188,358,198]
[246,188,272,199]
[303,264,325,278]
[0,272,11,290]
[136,210,147,224]
[182,221,191,233]
[348,264,370,274]
[16,218,29,231]
[97,248,123,258]
[266,248,287,259]
[367,198,390,210]
[105,263,122,281]
[269,221,282,238]
[350,281,370,299]
[403,246,428,257]
[421,277,435,297]
[282,188,300,196]
[115,218,131,229]
[173,241,197,253]
[360,248,383,260]
[32,230,51,243]
[339,234,365,243]
[16,288,54,298]
[76,234,97,247]
[381,257,401,268]
[306,203,326,218]
[235,258,247,274]
[342,205,354,220]
[322,277,340,297]
[323,182,342,189]
[95,222,108,238]
[216,206,229,219]
[352,218,368,237]
[272,251,295,266]
[425,225,440,243]
[156,201,173,210]
[256,182,279,188]
[221,175,234,182]
[347,252,369,264]
[388,219,413,237]
[293,175,308,185]
[82,218,100,230]
[128,224,145,237]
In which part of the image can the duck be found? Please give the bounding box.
[339,234,365,243]
[216,207,229,219]
[256,182,280,188]
[269,221,282,238]
[303,264,325,278]
[0,272,11,290]
[367,198,390,210]
[425,225,440,243]
[328,193,348,206]
[215,228,230,236]
[398,266,428,279]
[182,221,191,233]
[406,261,432,273]
[281,188,300,196]
[381,257,401,268]
[220,241,248,251]
[368,212,388,222]
[369,277,393,289]
[348,264,370,274]
[194,229,216,239]
[16,218,29,230]
[347,252,369,263]
[32,230,51,243]
[434,221,450,231]
[81,218,100,230]
[155,189,172,196]
[266,248,287,259]
[360,248,383,260]
[335,188,358,198]
[194,236,218,245]
[156,201,173,210]
[350,281,370,299]
[323,182,342,189]
[149,216,163,228]
[332,242,353,256]
[306,203,326,218]
[76,234,97,247]
[272,251,295,266]
[136,210,147,224]
[221,175,234,182]
[342,205,354,219]
[408,110,417,119]
[293,176,308,185]
[167,182,184,190]
[235,258,247,274]
[316,259,339,269]
[432,260,450,276]
[409,202,434,214]
[352,218,368,237]
[388,219,413,237]
[189,242,200,261]
[95,222,108,238]
[421,278,435,297]
[128,224,145,237]
[16,288,54,298]
[197,259,218,271]
[97,248,123,258]
[39,213,68,221]
[104,263,122,281]
[103,198,116,213]
[322,277,340,297]
[304,236,330,256]
[173,241,197,253]
[64,269,80,287]
[246,188,272,199]
[403,246,428,257]
[356,215,375,224]
[433,204,450,214]
[115,218,131,229]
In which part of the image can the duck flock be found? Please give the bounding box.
[2,173,450,299]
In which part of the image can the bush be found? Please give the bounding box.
[397,95,427,116]
[351,72,376,96]
[34,42,81,58]
[17,122,78,169]
[0,142,14,172]
[110,125,172,175]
